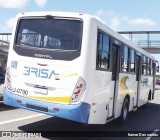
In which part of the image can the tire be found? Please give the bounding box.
[143,91,151,109]
[120,97,129,125]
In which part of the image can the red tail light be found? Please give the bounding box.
[70,77,86,104]
[6,71,11,91]
[53,108,59,111]
[17,100,22,103]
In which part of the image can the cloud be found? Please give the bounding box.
[92,15,106,24]
[124,17,156,26]
[34,0,47,7]
[0,0,28,9]
[94,9,120,31]
[94,9,156,31]
[110,18,120,31]
[6,17,15,30]
[95,9,116,17]
[0,0,48,9]
[95,9,103,17]
[1,17,15,32]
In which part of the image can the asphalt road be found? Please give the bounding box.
[0,88,160,140]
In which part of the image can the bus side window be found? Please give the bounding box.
[121,45,129,72]
[142,55,147,75]
[149,59,152,76]
[96,30,110,70]
[130,49,135,73]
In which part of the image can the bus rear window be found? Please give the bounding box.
[15,18,82,51]
[14,17,82,60]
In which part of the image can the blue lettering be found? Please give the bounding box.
[41,69,49,78]
[48,70,59,79]
[23,66,59,79]
[23,66,30,75]
[31,67,38,77]
[38,68,41,77]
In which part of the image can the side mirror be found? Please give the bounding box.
[156,60,159,72]
[157,66,159,72]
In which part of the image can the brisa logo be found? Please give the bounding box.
[23,66,60,80]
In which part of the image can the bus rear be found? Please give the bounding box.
[4,12,91,123]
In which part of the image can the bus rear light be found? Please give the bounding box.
[76,83,83,89]
[7,77,11,83]
[17,100,22,103]
[74,89,81,94]
[70,77,86,104]
[53,108,59,111]
[6,71,12,91]
[6,84,11,91]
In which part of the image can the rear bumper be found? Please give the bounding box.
[3,88,90,124]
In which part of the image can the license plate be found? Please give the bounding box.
[34,86,48,95]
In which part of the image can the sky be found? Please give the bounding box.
[0,0,160,65]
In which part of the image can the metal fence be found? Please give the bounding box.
[132,40,160,48]
[0,33,11,46]
[118,31,160,49]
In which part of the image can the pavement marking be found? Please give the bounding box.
[0,114,45,125]
[145,129,159,140]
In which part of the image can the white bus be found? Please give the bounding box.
[4,12,157,124]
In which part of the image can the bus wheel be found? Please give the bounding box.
[120,97,129,125]
[143,90,151,109]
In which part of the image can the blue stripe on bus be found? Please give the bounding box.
[3,88,90,124]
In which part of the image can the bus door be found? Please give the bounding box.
[135,55,141,107]
[152,62,156,99]
[108,44,120,118]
